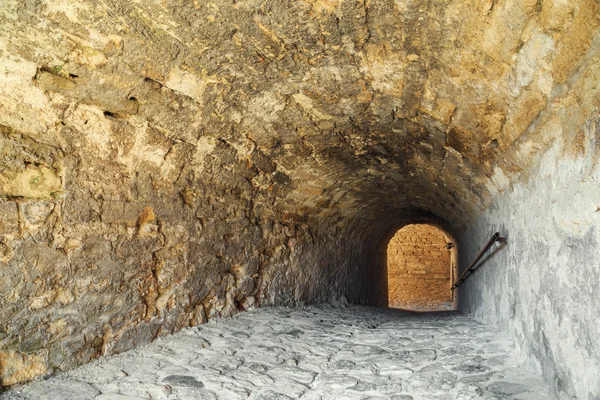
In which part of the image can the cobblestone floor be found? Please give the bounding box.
[1,306,550,400]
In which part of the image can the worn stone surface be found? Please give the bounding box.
[387,224,454,311]
[0,0,598,397]
[0,306,551,400]
[460,126,600,400]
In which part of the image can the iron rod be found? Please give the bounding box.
[451,232,505,290]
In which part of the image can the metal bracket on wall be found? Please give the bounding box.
[451,232,506,291]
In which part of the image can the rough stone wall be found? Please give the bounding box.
[458,44,600,400]
[453,1,600,398]
[0,0,598,394]
[387,224,453,311]
[0,165,367,386]
[459,135,600,400]
[0,111,382,385]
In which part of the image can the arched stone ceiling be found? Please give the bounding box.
[1,0,598,233]
[1,0,600,388]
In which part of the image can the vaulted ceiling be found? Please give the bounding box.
[1,0,598,233]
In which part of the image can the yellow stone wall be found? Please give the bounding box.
[387,225,453,311]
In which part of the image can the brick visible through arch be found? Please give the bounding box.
[387,224,453,311]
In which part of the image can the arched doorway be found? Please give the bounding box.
[387,224,457,311]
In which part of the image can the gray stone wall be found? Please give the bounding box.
[458,126,600,399]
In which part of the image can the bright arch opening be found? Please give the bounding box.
[387,224,457,311]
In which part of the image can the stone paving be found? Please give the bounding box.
[1,306,550,400]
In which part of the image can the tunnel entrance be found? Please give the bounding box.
[387,224,457,311]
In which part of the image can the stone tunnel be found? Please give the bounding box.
[0,0,598,399]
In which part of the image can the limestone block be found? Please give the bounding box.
[0,201,18,234]
[22,201,55,226]
[0,350,48,386]
[0,165,62,200]
[101,202,146,227]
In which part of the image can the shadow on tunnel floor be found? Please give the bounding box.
[381,306,460,316]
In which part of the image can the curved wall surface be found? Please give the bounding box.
[0,1,598,397]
